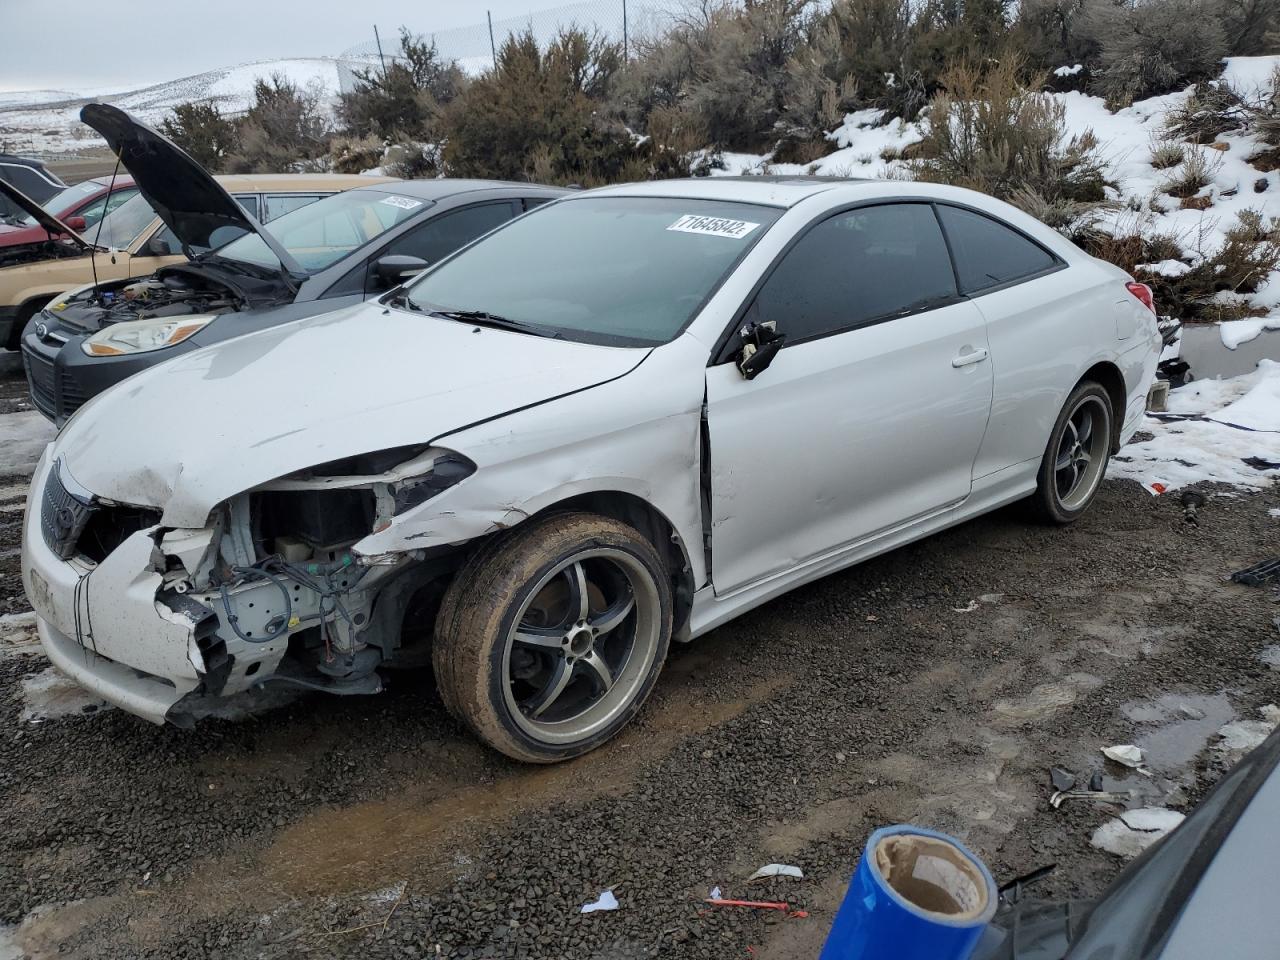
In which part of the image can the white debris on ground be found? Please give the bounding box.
[20,666,112,723]
[0,412,56,477]
[1109,359,1280,492]
[1214,704,1280,762]
[0,612,39,658]
[1091,807,1187,858]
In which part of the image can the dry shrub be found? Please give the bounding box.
[1148,135,1186,170]
[1087,0,1228,107]
[910,59,1107,227]
[328,135,384,174]
[1165,80,1248,144]
[1160,145,1220,198]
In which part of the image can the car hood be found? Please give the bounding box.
[80,103,302,276]
[53,303,648,527]
[0,178,90,250]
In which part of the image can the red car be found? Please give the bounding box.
[0,174,138,250]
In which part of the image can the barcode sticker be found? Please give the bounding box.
[381,196,424,210]
[667,214,760,239]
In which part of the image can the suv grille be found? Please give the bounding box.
[41,461,95,559]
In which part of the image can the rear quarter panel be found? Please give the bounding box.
[969,260,1132,478]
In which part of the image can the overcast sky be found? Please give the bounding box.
[0,0,588,92]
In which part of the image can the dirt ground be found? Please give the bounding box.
[2,366,1279,960]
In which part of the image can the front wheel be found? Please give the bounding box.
[433,511,672,762]
[1030,381,1114,524]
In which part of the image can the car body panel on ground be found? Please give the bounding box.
[21,177,1162,751]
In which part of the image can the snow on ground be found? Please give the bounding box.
[0,58,359,153]
[1109,360,1280,492]
[1220,316,1280,348]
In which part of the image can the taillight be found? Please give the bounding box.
[1126,281,1156,314]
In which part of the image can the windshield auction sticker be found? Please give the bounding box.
[380,196,425,210]
[667,214,760,239]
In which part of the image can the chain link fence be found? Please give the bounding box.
[336,0,682,93]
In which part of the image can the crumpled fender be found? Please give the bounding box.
[354,334,710,587]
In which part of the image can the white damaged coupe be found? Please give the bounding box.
[22,177,1161,760]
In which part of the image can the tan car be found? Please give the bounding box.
[0,173,395,349]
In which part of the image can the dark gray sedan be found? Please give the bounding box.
[22,104,565,425]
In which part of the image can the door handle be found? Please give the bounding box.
[952,347,989,368]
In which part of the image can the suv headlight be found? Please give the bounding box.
[81,314,216,356]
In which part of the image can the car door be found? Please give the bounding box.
[704,202,994,595]
[933,204,1081,479]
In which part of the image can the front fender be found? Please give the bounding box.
[352,336,709,587]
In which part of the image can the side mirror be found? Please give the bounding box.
[373,254,429,289]
[737,320,786,380]
[145,235,172,256]
[64,216,87,232]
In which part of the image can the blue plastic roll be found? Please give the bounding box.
[818,825,997,960]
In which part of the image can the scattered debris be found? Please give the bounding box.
[747,864,804,882]
[952,600,980,613]
[1050,789,1134,810]
[703,898,807,919]
[997,864,1056,905]
[709,886,722,900]
[581,890,619,914]
[1214,705,1280,761]
[1090,808,1185,858]
[1049,767,1076,792]
[1231,559,1280,586]
[1180,490,1206,524]
[978,593,1005,604]
[322,882,409,937]
[1101,744,1149,774]
[1089,772,1104,792]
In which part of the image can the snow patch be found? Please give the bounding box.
[1054,64,1084,78]
[1109,360,1280,492]
[20,667,112,723]
[1220,316,1280,349]
[1091,808,1185,858]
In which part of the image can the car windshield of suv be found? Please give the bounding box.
[213,187,430,273]
[20,180,100,224]
[93,192,160,249]
[404,196,782,346]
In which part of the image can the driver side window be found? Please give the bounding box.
[750,203,957,344]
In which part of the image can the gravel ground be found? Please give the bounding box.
[2,374,1280,959]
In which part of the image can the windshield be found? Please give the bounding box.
[93,192,159,249]
[404,196,782,345]
[214,187,430,273]
[21,181,100,224]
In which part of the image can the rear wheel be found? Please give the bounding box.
[433,512,672,762]
[1031,381,1113,524]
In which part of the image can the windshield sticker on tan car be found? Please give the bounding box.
[380,196,424,211]
[666,214,760,239]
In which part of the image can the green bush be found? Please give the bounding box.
[224,74,331,173]
[160,102,238,172]
[337,30,465,142]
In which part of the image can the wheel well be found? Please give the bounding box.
[542,491,696,640]
[1080,361,1127,453]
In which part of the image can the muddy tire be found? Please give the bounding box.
[1031,380,1114,524]
[433,511,672,763]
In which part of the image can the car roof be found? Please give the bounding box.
[349,178,568,200]
[582,176,875,208]
[208,173,398,191]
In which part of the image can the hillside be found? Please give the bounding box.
[0,57,364,155]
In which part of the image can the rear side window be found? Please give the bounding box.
[937,205,1058,294]
[753,202,957,342]
[233,194,260,221]
[385,202,516,266]
[264,193,325,220]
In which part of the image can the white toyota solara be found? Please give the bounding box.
[22,176,1161,761]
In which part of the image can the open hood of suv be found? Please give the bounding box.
[79,103,303,275]
[0,177,91,250]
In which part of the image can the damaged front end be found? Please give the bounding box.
[24,447,475,725]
